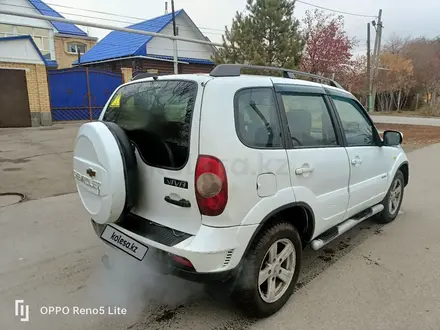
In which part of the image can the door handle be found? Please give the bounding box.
[164,196,191,208]
[295,167,314,175]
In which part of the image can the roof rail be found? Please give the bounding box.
[209,64,344,89]
[131,72,158,81]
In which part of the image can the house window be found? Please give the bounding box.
[16,26,34,35]
[67,42,87,54]
[31,28,51,59]
[1,24,52,60]
[0,24,14,37]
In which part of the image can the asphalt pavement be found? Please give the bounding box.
[0,123,79,200]
[1,141,439,329]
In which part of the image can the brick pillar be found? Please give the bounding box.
[121,67,133,83]
[35,65,52,126]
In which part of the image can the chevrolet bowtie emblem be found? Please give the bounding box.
[86,167,96,177]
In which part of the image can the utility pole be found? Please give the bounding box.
[370,9,383,112]
[171,0,178,74]
[367,22,371,111]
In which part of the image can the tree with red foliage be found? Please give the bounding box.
[301,9,357,81]
[338,55,368,95]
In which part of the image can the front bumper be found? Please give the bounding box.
[92,214,258,282]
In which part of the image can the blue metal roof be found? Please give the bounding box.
[75,10,189,65]
[28,0,88,36]
[0,35,58,68]
[45,60,58,68]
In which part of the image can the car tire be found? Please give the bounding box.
[231,221,302,318]
[375,170,405,224]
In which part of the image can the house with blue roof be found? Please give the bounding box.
[0,35,55,127]
[0,0,97,69]
[75,9,217,76]
[0,0,99,127]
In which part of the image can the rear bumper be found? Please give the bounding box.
[100,241,238,283]
[92,215,257,282]
[154,253,239,283]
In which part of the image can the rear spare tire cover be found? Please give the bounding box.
[73,121,138,224]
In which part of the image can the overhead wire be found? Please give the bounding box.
[1,2,226,36]
[296,0,377,18]
[2,1,376,55]
[1,2,218,60]
[5,1,377,32]
[24,1,226,33]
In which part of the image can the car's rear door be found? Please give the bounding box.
[101,78,206,235]
[274,83,350,235]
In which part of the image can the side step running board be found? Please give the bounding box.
[310,204,384,251]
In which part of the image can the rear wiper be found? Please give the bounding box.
[249,101,274,146]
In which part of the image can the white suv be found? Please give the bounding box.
[73,64,409,318]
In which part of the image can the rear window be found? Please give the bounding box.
[103,80,198,169]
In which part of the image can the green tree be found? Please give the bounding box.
[215,0,304,69]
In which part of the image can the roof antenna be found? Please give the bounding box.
[165,1,168,14]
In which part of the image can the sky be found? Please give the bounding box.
[12,0,440,55]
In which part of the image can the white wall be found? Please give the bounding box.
[146,12,215,60]
[0,0,53,29]
[0,38,45,64]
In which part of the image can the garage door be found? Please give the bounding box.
[0,69,31,128]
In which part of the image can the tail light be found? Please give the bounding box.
[195,155,228,216]
[170,255,194,269]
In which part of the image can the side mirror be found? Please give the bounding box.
[383,130,403,146]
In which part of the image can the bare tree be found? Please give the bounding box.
[402,38,440,111]
[376,52,415,111]
[383,34,410,55]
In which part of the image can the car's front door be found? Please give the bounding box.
[330,95,389,218]
[276,85,350,236]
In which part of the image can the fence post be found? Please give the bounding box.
[85,67,92,121]
[121,67,133,83]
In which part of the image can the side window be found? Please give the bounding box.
[235,88,282,148]
[280,94,337,147]
[331,96,374,147]
[67,42,87,54]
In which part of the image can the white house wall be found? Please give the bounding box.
[0,38,45,64]
[0,0,53,29]
[146,14,214,60]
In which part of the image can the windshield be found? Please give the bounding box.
[103,80,198,169]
